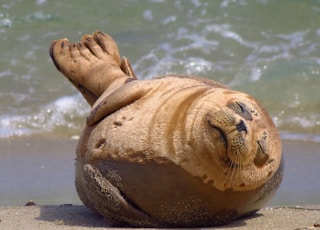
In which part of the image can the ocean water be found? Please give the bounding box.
[1,0,320,142]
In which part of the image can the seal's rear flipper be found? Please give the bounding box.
[49,31,136,106]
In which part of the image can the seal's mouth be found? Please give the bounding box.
[211,126,238,167]
[208,120,247,148]
[211,125,228,148]
[211,126,240,168]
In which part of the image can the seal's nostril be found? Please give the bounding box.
[236,120,247,133]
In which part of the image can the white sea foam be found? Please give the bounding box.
[0,95,89,138]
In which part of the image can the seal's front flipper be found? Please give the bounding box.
[87,81,151,126]
[81,164,156,226]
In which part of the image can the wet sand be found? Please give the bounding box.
[1,135,320,229]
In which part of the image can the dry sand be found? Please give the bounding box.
[1,205,320,230]
[1,135,320,229]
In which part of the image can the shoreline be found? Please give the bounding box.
[1,135,320,206]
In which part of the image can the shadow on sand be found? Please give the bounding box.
[36,204,262,228]
[37,205,109,228]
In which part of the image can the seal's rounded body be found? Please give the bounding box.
[50,31,283,227]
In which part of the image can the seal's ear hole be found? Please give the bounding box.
[227,101,253,121]
[209,124,228,147]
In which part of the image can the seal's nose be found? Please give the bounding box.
[236,120,247,133]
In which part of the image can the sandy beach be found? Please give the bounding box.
[1,205,320,230]
[1,135,320,229]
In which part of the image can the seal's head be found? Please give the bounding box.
[189,88,282,192]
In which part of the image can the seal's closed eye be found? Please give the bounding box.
[227,101,253,121]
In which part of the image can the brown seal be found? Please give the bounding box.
[49,31,283,227]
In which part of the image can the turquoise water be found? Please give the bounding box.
[1,0,320,141]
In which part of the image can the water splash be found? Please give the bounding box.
[0,95,89,138]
